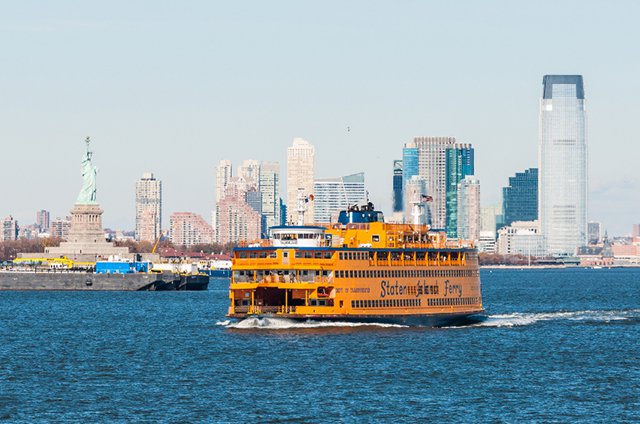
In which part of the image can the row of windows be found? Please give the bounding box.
[338,251,468,262]
[336,269,476,279]
[427,297,479,307]
[351,298,421,309]
[236,249,477,263]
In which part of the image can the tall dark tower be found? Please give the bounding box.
[392,160,403,213]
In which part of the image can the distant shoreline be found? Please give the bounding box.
[481,264,640,270]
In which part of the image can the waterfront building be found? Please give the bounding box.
[18,224,39,240]
[287,138,315,224]
[445,143,474,237]
[412,136,457,229]
[169,212,213,247]
[313,173,366,223]
[587,221,601,245]
[215,159,233,203]
[135,172,162,242]
[215,196,262,244]
[392,160,403,213]
[403,176,431,225]
[259,161,281,233]
[36,210,50,233]
[502,168,538,227]
[50,217,71,239]
[496,220,545,257]
[477,231,497,253]
[632,224,640,239]
[539,75,588,255]
[457,176,480,241]
[1,216,19,241]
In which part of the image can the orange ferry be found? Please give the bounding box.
[227,199,485,326]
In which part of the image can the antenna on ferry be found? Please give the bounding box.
[296,188,312,226]
[411,200,422,226]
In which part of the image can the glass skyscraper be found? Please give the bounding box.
[502,168,538,227]
[313,173,366,223]
[392,160,403,213]
[539,75,587,255]
[445,144,474,237]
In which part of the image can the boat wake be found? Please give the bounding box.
[216,317,408,330]
[471,308,640,328]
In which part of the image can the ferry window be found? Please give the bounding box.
[314,251,323,259]
[250,252,258,259]
[238,252,247,259]
[351,300,355,308]
[322,270,328,276]
[295,251,302,258]
[339,252,343,260]
[324,252,332,259]
[283,251,288,258]
[258,251,267,258]
[304,251,313,259]
[372,235,380,242]
[269,251,277,258]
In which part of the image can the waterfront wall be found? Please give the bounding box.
[0,271,176,291]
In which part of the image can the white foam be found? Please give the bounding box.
[472,309,640,328]
[223,316,408,330]
[215,320,231,326]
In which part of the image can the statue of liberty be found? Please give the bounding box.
[76,137,98,204]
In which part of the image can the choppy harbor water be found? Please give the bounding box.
[1,268,639,422]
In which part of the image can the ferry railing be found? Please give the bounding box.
[233,275,334,284]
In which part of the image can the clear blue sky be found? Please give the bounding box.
[1,1,639,235]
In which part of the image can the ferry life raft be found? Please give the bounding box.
[227,202,485,326]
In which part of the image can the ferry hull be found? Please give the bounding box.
[228,310,486,327]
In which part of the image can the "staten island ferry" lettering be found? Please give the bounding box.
[380,280,440,298]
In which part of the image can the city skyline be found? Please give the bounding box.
[2,2,639,235]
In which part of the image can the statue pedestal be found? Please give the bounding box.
[67,204,105,244]
[43,203,130,261]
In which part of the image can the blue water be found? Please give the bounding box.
[1,269,639,422]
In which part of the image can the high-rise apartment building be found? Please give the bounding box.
[169,212,213,247]
[313,173,366,223]
[503,168,538,227]
[445,143,474,237]
[135,172,162,242]
[539,75,588,255]
[1,216,18,241]
[216,160,233,203]
[259,161,281,233]
[481,204,501,234]
[215,196,262,244]
[238,159,260,190]
[412,136,457,229]
[36,210,50,233]
[50,217,71,239]
[457,176,481,241]
[392,160,403,213]
[287,138,315,224]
